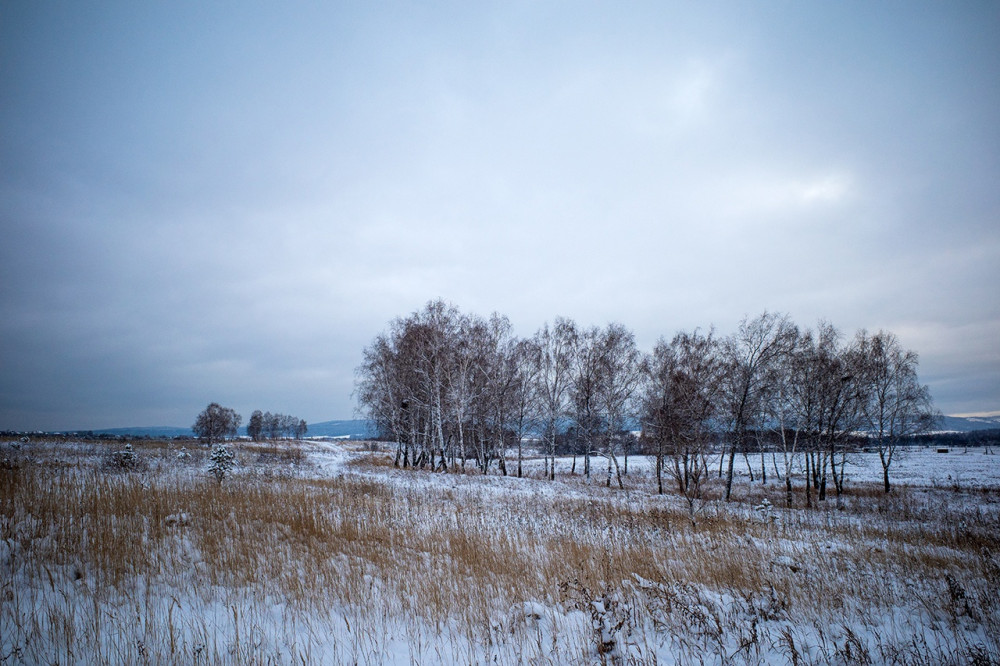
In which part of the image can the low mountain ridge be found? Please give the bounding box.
[938,414,1000,432]
[26,414,999,439]
[47,420,375,439]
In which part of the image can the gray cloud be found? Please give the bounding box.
[2,2,998,429]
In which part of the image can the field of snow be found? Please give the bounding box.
[844,446,1000,489]
[2,438,999,664]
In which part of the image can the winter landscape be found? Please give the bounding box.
[4,3,999,664]
[2,435,998,665]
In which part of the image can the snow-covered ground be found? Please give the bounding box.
[484,444,1000,494]
[844,446,1000,488]
[2,438,998,664]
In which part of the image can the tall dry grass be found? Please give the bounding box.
[2,439,998,664]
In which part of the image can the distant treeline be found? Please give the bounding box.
[192,403,307,443]
[246,410,307,442]
[909,429,1000,448]
[0,431,189,441]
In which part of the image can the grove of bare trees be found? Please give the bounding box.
[247,410,308,441]
[356,301,939,502]
[193,405,307,444]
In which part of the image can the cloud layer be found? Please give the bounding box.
[2,2,998,429]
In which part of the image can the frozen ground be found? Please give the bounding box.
[844,446,1000,488]
[490,444,1000,492]
[2,438,999,665]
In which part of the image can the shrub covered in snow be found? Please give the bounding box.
[207,444,235,483]
[103,443,142,471]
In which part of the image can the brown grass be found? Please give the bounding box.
[2,440,999,664]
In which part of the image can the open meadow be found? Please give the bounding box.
[2,438,999,665]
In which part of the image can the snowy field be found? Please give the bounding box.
[843,446,1000,489]
[2,438,999,664]
[512,445,1000,491]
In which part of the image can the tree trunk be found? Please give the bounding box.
[879,447,891,493]
[549,432,556,481]
[458,420,466,469]
[724,441,737,501]
[805,452,812,508]
[656,448,664,495]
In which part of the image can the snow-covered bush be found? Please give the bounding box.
[2,442,21,471]
[207,444,235,483]
[104,443,141,471]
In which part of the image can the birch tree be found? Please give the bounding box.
[763,326,808,507]
[640,330,721,522]
[596,323,642,489]
[193,402,241,444]
[570,325,603,479]
[532,318,577,481]
[719,312,797,500]
[855,330,937,492]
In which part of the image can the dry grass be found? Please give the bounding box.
[2,439,999,664]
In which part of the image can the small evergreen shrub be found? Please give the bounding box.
[208,445,235,483]
[104,443,142,471]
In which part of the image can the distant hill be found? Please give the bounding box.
[71,426,195,438]
[67,419,375,440]
[938,415,1000,432]
[302,420,375,438]
[30,414,997,440]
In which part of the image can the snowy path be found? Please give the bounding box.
[307,439,359,477]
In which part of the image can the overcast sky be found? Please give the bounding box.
[2,2,998,430]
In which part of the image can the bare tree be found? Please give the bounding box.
[570,325,603,479]
[719,312,797,501]
[788,322,865,507]
[532,318,577,481]
[640,330,721,523]
[762,326,809,507]
[263,412,280,440]
[357,300,504,474]
[596,323,642,489]
[279,414,298,438]
[510,338,541,478]
[247,410,264,442]
[447,312,486,469]
[412,300,461,471]
[478,313,531,476]
[356,330,416,466]
[784,328,824,508]
[641,335,678,496]
[193,402,241,444]
[820,323,864,506]
[855,330,937,492]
